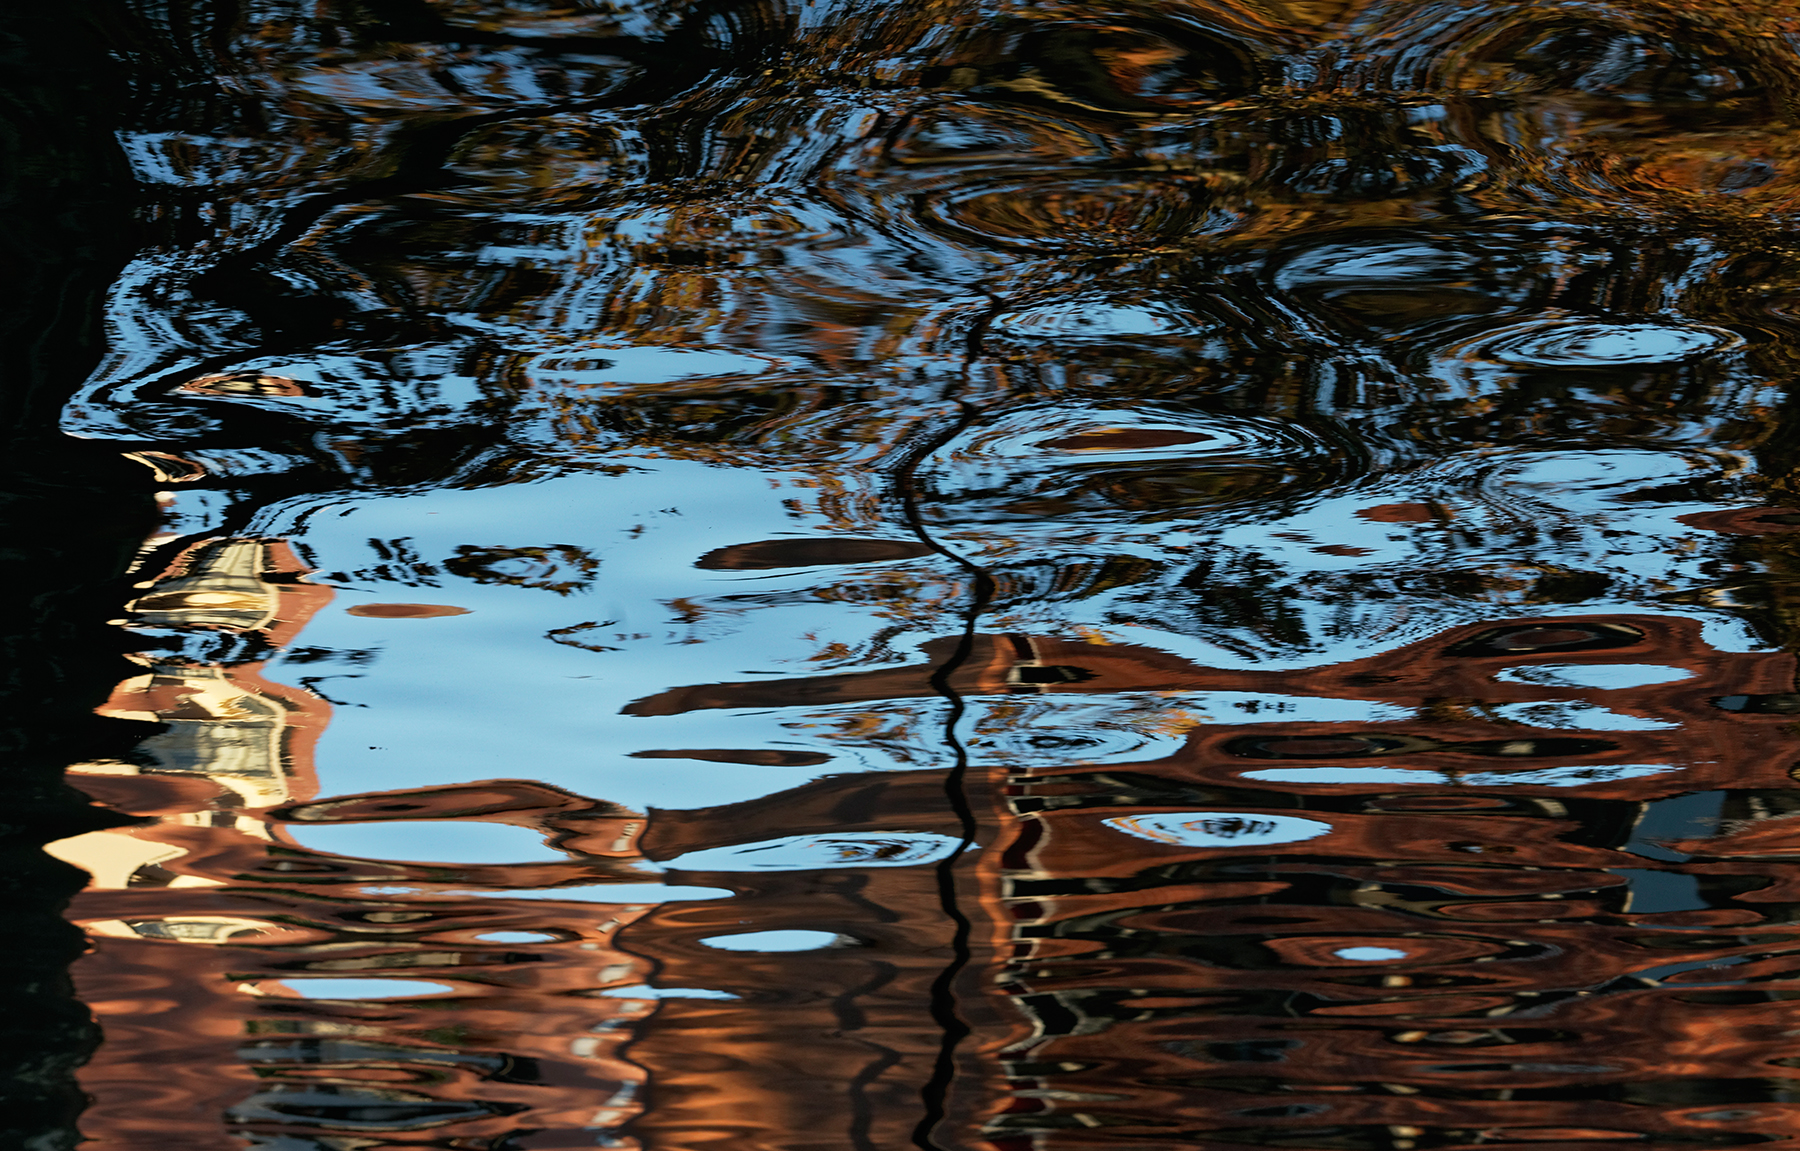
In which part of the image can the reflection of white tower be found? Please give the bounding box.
[49,537,335,890]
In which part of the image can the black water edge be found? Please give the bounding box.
[1,5,157,1146]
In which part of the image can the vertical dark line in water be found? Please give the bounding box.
[895,301,1004,1151]
[897,400,991,1151]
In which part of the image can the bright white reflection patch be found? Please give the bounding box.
[1334,946,1408,962]
[285,821,564,864]
[663,832,963,871]
[266,978,454,999]
[1104,812,1331,848]
[1494,663,1694,690]
[698,930,842,952]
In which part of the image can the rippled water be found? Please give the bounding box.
[25,0,1800,1147]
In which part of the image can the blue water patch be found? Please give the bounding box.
[1103,812,1332,848]
[698,930,845,952]
[267,978,455,1000]
[283,820,566,864]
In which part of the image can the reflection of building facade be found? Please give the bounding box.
[58,528,1800,1149]
[631,611,1800,800]
[613,610,1800,1150]
[982,619,1800,1149]
[71,886,661,1149]
[53,0,1800,1147]
[57,538,660,1148]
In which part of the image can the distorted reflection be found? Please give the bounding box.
[51,0,1800,1148]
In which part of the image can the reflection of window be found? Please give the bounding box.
[1008,663,1097,689]
[1189,816,1276,840]
[178,373,311,397]
[128,539,284,632]
[98,916,271,943]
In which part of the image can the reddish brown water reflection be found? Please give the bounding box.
[43,0,1800,1148]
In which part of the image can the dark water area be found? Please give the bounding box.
[20,0,1800,1147]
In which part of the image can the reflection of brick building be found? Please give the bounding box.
[613,611,1800,1149]
[630,612,1800,800]
[70,886,659,1149]
[61,566,1800,1149]
[964,616,1800,1149]
[622,772,992,1151]
[65,791,667,1148]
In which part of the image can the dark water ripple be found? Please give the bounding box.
[29,0,1800,1148]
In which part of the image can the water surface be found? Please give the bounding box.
[38,0,1800,1148]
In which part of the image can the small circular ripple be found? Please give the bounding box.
[1479,320,1743,368]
